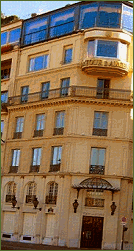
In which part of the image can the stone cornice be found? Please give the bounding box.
[7,97,133,112]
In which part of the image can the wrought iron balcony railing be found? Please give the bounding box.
[89,165,105,175]
[49,164,61,172]
[9,166,18,173]
[8,86,132,106]
[45,195,57,204]
[25,195,36,203]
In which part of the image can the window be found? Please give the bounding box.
[64,48,72,64]
[14,117,24,139]
[34,114,45,137]
[21,86,29,103]
[30,148,42,172]
[1,59,12,80]
[6,182,16,203]
[88,40,127,61]
[79,3,99,29]
[93,112,108,136]
[26,182,37,203]
[46,182,58,204]
[23,17,48,45]
[96,79,110,99]
[50,146,62,172]
[90,148,106,175]
[1,91,8,104]
[61,78,70,96]
[122,5,133,33]
[29,54,49,72]
[1,121,4,137]
[1,28,21,46]
[54,111,65,135]
[50,8,75,38]
[41,82,50,99]
[10,149,20,173]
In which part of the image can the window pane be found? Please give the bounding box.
[9,28,21,43]
[98,2,121,28]
[16,117,24,132]
[94,112,101,128]
[29,58,35,72]
[97,40,118,58]
[119,42,127,62]
[34,56,44,71]
[56,112,61,128]
[22,86,29,95]
[58,147,62,162]
[101,113,108,129]
[1,92,8,103]
[88,40,95,57]
[61,78,70,95]
[52,147,58,165]
[43,54,49,68]
[42,82,50,99]
[1,121,4,133]
[122,5,133,33]
[33,149,38,165]
[1,32,7,46]
[16,150,20,166]
[98,149,105,166]
[36,114,45,130]
[79,3,98,29]
[64,48,72,63]
[50,8,75,38]
[37,148,42,165]
[91,148,98,165]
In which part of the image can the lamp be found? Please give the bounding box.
[110,201,117,215]
[73,199,79,213]
[11,196,20,209]
[33,196,42,211]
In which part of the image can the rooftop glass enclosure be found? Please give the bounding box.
[21,1,133,46]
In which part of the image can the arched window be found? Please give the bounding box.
[26,182,37,203]
[46,182,58,204]
[6,182,16,202]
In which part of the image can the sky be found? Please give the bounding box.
[1,1,79,20]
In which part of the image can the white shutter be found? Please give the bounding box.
[23,213,36,236]
[3,212,15,233]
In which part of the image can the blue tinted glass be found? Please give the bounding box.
[79,3,98,29]
[34,56,44,71]
[64,48,72,63]
[1,32,7,46]
[50,8,74,38]
[122,5,133,33]
[97,40,118,58]
[98,2,121,28]
[1,92,8,103]
[9,28,21,43]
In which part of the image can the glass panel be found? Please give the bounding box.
[97,40,118,58]
[1,92,8,103]
[64,48,72,63]
[24,17,48,45]
[88,40,95,57]
[1,121,4,133]
[50,8,75,38]
[37,148,41,165]
[98,2,121,28]
[91,148,98,165]
[61,78,70,95]
[58,147,62,162]
[22,86,29,95]
[43,54,49,68]
[122,5,133,33]
[33,149,38,165]
[56,112,61,128]
[119,42,127,62]
[1,32,7,46]
[36,114,45,130]
[94,112,101,128]
[29,58,35,72]
[9,28,21,43]
[79,3,98,29]
[16,117,24,132]
[34,56,44,71]
[101,113,108,129]
[16,150,20,166]
[98,149,105,166]
[42,82,50,99]
[52,147,58,165]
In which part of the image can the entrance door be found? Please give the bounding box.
[81,216,103,249]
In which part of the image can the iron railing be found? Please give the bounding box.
[8,86,132,106]
[45,195,57,204]
[89,165,105,175]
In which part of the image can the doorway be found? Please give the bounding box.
[81,216,103,249]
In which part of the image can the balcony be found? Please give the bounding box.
[89,165,105,175]
[9,166,18,173]
[49,164,60,172]
[82,58,130,77]
[8,86,132,107]
[29,165,40,173]
[45,195,57,204]
[5,194,15,203]
[33,130,43,137]
[25,195,36,203]
[53,127,64,136]
[13,132,22,139]
[93,128,107,136]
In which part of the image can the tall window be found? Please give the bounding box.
[1,91,8,104]
[96,79,110,99]
[46,182,58,204]
[122,5,133,33]
[26,182,37,203]
[1,120,4,137]
[90,148,106,175]
[79,3,98,29]
[29,54,49,72]
[6,182,16,203]
[1,28,21,46]
[50,146,62,172]
[50,8,75,38]
[61,78,70,96]
[30,148,42,172]
[21,86,29,103]
[54,111,65,135]
[41,82,50,99]
[34,114,45,137]
[10,149,20,173]
[93,112,108,136]
[14,117,24,139]
[64,48,72,64]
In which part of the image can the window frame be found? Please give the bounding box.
[32,148,42,166]
[15,117,24,133]
[51,146,62,165]
[36,114,45,131]
[28,53,49,72]
[1,27,21,47]
[1,91,8,104]
[64,47,73,64]
[90,147,106,167]
[11,149,20,167]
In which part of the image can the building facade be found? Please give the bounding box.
[1,1,133,250]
